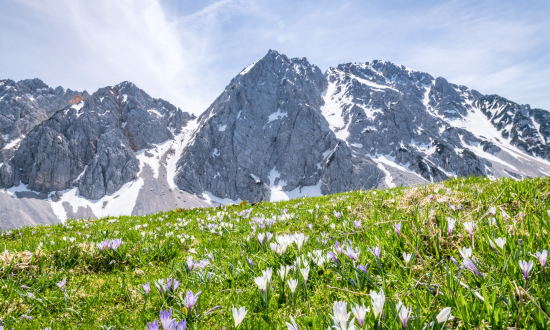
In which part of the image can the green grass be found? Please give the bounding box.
[1,176,550,329]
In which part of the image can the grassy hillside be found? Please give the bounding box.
[1,176,549,329]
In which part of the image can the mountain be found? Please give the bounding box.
[1,50,549,229]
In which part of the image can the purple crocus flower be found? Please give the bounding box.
[97,239,110,251]
[535,250,548,271]
[308,224,313,230]
[357,264,368,275]
[353,220,361,229]
[344,246,360,262]
[368,245,382,260]
[334,211,342,220]
[393,222,402,236]
[327,251,340,265]
[146,319,160,330]
[449,204,455,212]
[111,238,122,251]
[172,279,180,292]
[247,258,254,268]
[56,278,66,292]
[143,282,150,295]
[185,290,202,309]
[159,308,175,330]
[334,241,343,255]
[176,319,187,330]
[462,258,482,276]
[518,260,534,282]
[266,232,273,243]
[186,257,194,271]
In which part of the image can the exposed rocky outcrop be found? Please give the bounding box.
[174,50,383,203]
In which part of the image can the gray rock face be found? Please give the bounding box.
[0,78,88,162]
[322,60,550,185]
[78,129,139,200]
[174,50,384,202]
[0,80,195,200]
[1,50,550,227]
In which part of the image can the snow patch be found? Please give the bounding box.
[240,60,259,76]
[3,138,22,150]
[50,178,144,222]
[218,124,227,132]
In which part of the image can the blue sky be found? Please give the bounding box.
[1,0,549,114]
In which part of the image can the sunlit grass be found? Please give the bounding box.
[1,176,549,329]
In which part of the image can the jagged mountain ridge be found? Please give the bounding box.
[1,50,549,228]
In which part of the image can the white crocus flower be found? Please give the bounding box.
[285,316,299,330]
[436,307,455,323]
[403,252,413,266]
[232,306,247,327]
[261,268,273,283]
[459,247,472,259]
[370,289,385,319]
[287,279,298,294]
[494,237,506,249]
[300,266,310,284]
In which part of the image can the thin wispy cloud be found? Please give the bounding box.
[1,0,548,113]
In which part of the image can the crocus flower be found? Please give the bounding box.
[403,252,412,266]
[357,264,368,275]
[331,301,353,330]
[254,276,268,295]
[111,238,122,251]
[143,282,150,295]
[261,268,273,283]
[495,237,506,249]
[435,307,455,324]
[286,316,299,330]
[370,289,385,319]
[447,218,455,236]
[488,218,496,225]
[172,278,180,292]
[488,206,496,215]
[56,278,66,292]
[535,250,548,269]
[186,257,194,271]
[159,308,175,330]
[351,302,369,328]
[449,204,455,212]
[308,224,313,230]
[175,319,187,330]
[463,222,475,240]
[185,290,201,309]
[459,247,472,259]
[266,232,273,243]
[368,245,382,261]
[287,279,298,294]
[353,220,362,230]
[393,222,402,236]
[300,266,310,284]
[396,300,412,330]
[147,319,160,330]
[501,210,508,220]
[344,246,360,262]
[327,251,340,265]
[334,241,343,255]
[257,233,265,246]
[518,260,534,282]
[462,258,481,276]
[232,306,247,327]
[247,258,254,269]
